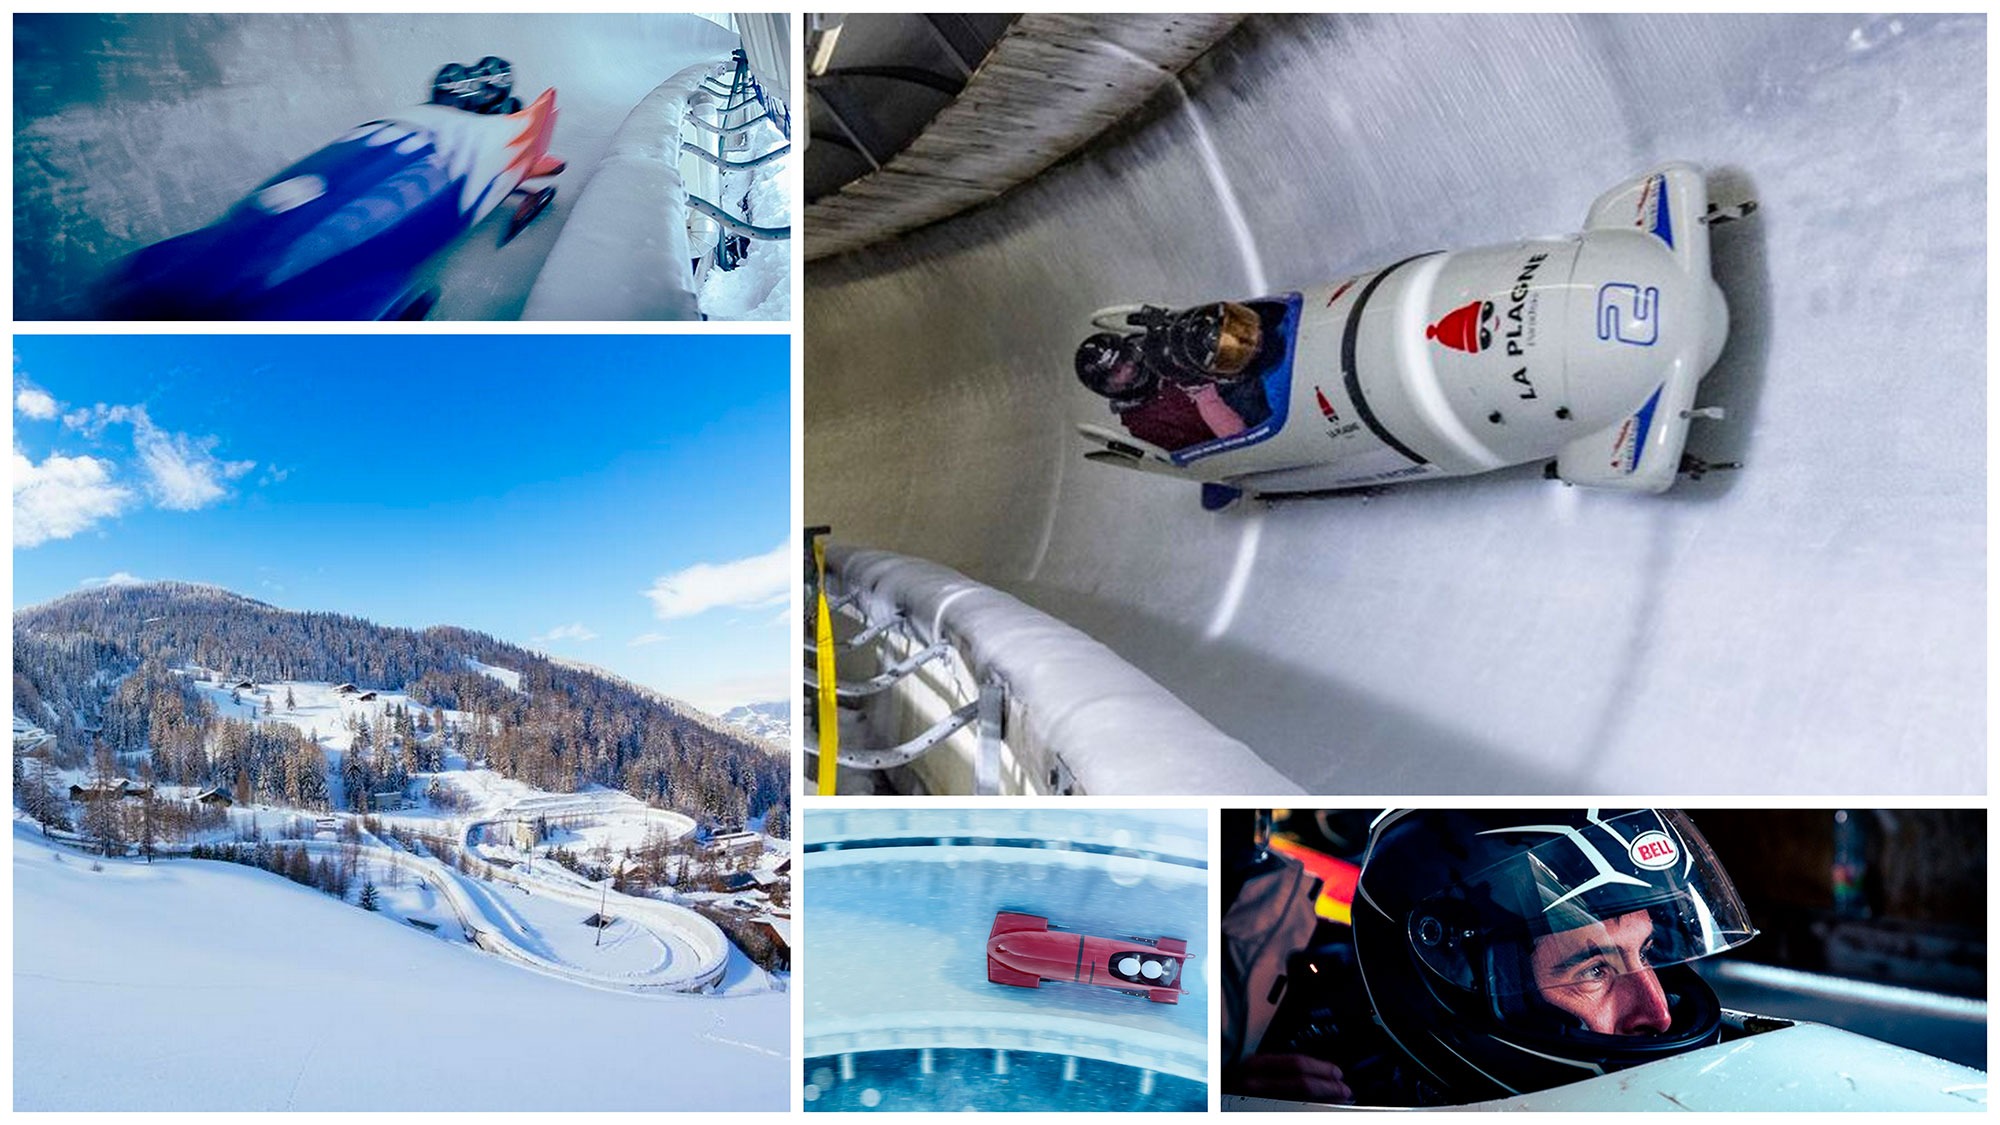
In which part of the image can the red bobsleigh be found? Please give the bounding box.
[985,911,1188,1004]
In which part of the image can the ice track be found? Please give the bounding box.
[804,14,1986,795]
[803,809,1208,1094]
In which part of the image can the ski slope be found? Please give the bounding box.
[15,13,741,319]
[803,809,1208,1100]
[12,826,787,1111]
[803,14,1986,795]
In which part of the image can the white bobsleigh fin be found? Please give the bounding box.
[1554,353,1702,494]
[1583,161,1713,282]
[1077,422,1188,479]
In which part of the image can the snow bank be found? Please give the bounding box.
[822,545,1299,795]
[13,827,786,1110]
[522,60,724,320]
[697,149,793,320]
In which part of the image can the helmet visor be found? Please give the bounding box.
[1406,809,1756,997]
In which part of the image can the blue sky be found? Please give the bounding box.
[12,334,792,714]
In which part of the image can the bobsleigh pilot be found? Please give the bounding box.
[431,56,520,115]
[1075,300,1273,453]
[1076,331,1245,452]
[1347,809,1759,1105]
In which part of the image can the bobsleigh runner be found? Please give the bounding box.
[1075,163,1756,508]
[986,911,1188,1004]
[100,58,566,320]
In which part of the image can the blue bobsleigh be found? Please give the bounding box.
[100,86,565,320]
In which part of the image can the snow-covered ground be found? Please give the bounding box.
[16,664,792,1106]
[13,825,787,1110]
[803,13,1986,795]
[699,149,793,320]
[15,13,747,319]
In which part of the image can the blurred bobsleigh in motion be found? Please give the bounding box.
[99,58,566,320]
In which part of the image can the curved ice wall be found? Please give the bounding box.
[805,14,1986,795]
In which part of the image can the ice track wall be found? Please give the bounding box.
[804,14,1986,795]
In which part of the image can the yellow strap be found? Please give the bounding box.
[813,539,838,796]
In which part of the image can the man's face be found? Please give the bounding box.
[1529,909,1672,1036]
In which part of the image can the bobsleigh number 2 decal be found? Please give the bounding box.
[1597,283,1661,347]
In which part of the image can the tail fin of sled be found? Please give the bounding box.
[989,912,1048,938]
[987,957,1042,988]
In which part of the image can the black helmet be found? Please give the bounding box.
[470,56,513,89]
[432,62,471,105]
[1352,809,1756,1103]
[1075,332,1153,400]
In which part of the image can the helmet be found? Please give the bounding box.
[470,56,513,89]
[1075,333,1154,400]
[432,62,472,105]
[1351,809,1756,1103]
[1135,301,1264,383]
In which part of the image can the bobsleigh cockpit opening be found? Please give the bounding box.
[1079,293,1302,462]
[1108,950,1179,987]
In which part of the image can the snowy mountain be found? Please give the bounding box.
[719,700,789,744]
[13,581,787,826]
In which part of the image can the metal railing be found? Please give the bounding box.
[684,49,792,257]
[804,543,1302,798]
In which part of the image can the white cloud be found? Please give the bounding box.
[643,543,789,620]
[678,669,792,716]
[533,622,598,644]
[13,448,136,548]
[628,632,669,647]
[54,402,254,510]
[15,386,57,419]
[130,412,254,510]
[80,572,146,589]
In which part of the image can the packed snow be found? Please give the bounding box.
[13,824,787,1111]
[803,13,1986,795]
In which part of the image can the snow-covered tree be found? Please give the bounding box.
[81,745,127,857]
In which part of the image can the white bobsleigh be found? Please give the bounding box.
[1078,162,1742,500]
[1221,1014,1987,1112]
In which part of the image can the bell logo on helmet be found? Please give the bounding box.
[1629,829,1679,870]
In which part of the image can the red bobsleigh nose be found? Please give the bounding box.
[1426,299,1485,353]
